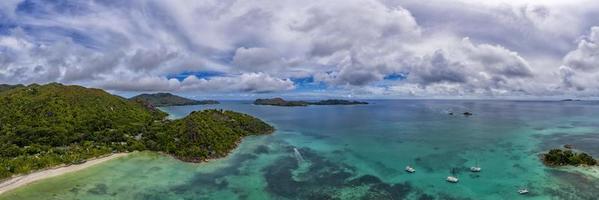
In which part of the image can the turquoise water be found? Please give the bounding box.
[2,100,598,199]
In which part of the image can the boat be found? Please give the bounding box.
[446,176,459,183]
[446,168,459,183]
[518,188,529,194]
[470,160,481,172]
[405,166,416,173]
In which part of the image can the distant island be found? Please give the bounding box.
[254,97,368,106]
[448,112,473,116]
[310,99,369,105]
[0,83,273,179]
[542,148,597,166]
[254,98,309,106]
[130,93,219,107]
[561,99,582,102]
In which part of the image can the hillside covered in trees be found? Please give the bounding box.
[130,93,219,107]
[143,110,274,162]
[0,83,272,179]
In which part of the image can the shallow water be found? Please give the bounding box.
[2,100,598,200]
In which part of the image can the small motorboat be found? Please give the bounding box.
[518,188,529,195]
[405,166,416,173]
[446,176,459,183]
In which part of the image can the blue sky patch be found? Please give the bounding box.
[291,76,327,91]
[166,71,225,81]
[384,73,408,81]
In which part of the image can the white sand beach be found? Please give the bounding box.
[0,153,129,195]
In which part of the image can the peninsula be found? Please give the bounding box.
[130,93,219,107]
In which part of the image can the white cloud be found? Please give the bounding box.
[0,0,598,97]
[180,72,295,93]
[563,27,599,72]
[99,72,294,93]
[560,27,599,92]
[399,38,536,95]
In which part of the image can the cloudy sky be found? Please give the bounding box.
[1,0,599,99]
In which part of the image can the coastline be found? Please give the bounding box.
[0,153,130,195]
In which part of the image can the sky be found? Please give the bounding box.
[1,0,599,99]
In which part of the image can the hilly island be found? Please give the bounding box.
[0,83,273,180]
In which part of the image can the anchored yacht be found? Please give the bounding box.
[470,166,481,172]
[446,176,459,183]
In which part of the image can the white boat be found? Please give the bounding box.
[405,166,416,173]
[518,188,529,194]
[470,166,481,172]
[470,159,481,172]
[446,176,459,183]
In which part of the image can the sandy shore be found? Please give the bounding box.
[0,153,129,195]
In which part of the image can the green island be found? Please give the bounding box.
[254,97,368,107]
[0,83,273,179]
[130,93,219,107]
[542,148,597,166]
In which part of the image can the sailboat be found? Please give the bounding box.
[405,165,416,173]
[470,159,481,172]
[446,168,459,183]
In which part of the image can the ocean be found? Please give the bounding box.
[2,100,598,200]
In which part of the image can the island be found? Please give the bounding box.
[561,99,582,102]
[130,93,219,107]
[542,148,597,166]
[0,83,273,180]
[310,99,369,105]
[254,98,309,106]
[254,98,368,106]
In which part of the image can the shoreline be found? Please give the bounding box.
[0,153,130,195]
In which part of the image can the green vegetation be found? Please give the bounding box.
[0,83,272,179]
[130,93,219,107]
[0,84,24,93]
[254,98,368,106]
[143,110,274,162]
[542,148,597,166]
